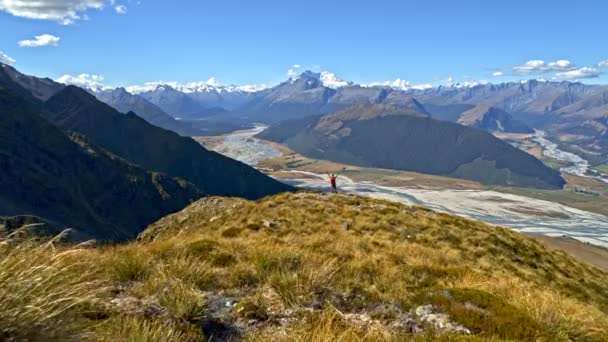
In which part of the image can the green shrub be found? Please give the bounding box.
[416,288,551,340]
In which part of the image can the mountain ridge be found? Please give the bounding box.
[457,104,533,133]
[0,82,202,241]
[259,104,565,189]
[42,85,293,200]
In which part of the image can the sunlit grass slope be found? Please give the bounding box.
[2,192,607,341]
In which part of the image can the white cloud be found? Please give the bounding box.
[492,71,504,77]
[0,0,113,24]
[598,60,608,68]
[513,60,547,73]
[0,51,16,66]
[114,4,127,14]
[554,67,602,80]
[56,73,106,90]
[287,64,301,77]
[18,34,60,47]
[548,59,575,70]
[513,59,576,74]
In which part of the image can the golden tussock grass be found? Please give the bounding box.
[2,192,608,340]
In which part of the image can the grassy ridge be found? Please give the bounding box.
[2,192,608,340]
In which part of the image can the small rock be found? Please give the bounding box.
[342,313,373,328]
[391,316,422,334]
[341,221,352,230]
[415,304,434,317]
[262,219,277,229]
[414,304,470,335]
[209,216,220,222]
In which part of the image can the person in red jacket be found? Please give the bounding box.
[328,173,339,194]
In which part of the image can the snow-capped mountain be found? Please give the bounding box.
[125,78,262,117]
[319,71,353,89]
[126,78,266,95]
[363,79,433,91]
[288,71,352,89]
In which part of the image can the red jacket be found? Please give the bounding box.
[330,176,337,186]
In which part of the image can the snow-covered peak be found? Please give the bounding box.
[125,78,268,95]
[363,79,433,91]
[293,70,353,89]
[449,80,488,89]
[319,71,352,89]
[56,73,112,92]
[520,78,548,84]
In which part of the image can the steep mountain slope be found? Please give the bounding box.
[135,82,257,118]
[234,71,337,122]
[92,87,241,136]
[137,84,252,120]
[0,85,201,241]
[233,71,430,123]
[7,192,607,340]
[422,103,475,122]
[417,80,605,115]
[93,87,203,136]
[457,104,533,133]
[138,84,208,119]
[0,64,241,137]
[563,115,608,153]
[42,86,292,199]
[259,105,565,189]
[0,64,63,100]
[554,91,608,120]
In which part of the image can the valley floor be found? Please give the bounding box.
[197,126,608,259]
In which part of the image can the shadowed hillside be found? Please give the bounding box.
[0,85,201,241]
[259,105,565,189]
[42,85,293,200]
[457,104,533,133]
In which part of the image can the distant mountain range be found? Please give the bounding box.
[0,63,292,240]
[93,87,201,136]
[93,87,241,136]
[94,72,608,153]
[135,83,257,119]
[258,104,566,189]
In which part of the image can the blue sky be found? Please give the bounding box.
[1,0,608,89]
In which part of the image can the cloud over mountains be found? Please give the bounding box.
[18,34,60,47]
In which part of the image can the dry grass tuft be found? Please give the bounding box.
[2,192,608,340]
[0,235,103,341]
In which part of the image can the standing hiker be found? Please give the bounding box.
[328,173,339,194]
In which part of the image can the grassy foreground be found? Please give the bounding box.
[2,192,608,341]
